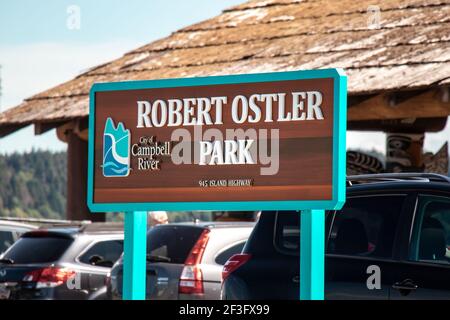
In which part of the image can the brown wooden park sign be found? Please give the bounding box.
[87,69,347,212]
[87,69,347,301]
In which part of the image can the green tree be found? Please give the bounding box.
[0,150,67,219]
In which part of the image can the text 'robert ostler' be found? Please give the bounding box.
[134,91,324,169]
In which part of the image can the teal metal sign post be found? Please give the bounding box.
[123,211,147,300]
[87,68,347,301]
[300,209,325,300]
[299,68,347,300]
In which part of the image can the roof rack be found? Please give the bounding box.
[347,173,450,186]
[35,221,123,233]
[0,217,91,226]
[79,222,123,233]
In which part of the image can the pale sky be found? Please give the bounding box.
[0,0,448,155]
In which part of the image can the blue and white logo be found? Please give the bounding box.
[102,117,130,177]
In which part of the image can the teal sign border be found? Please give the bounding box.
[87,68,347,212]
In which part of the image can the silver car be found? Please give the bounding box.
[0,220,37,255]
[107,221,254,300]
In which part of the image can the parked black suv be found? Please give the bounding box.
[222,173,450,300]
[0,222,123,300]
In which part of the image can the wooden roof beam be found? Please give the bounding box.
[348,87,450,121]
[347,94,378,108]
[0,124,28,138]
[56,118,88,143]
[34,120,70,135]
[348,117,448,133]
[385,88,429,107]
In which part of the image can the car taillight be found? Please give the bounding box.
[178,229,210,295]
[23,267,76,289]
[222,254,251,282]
[179,265,203,294]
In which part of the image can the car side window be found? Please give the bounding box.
[79,240,123,266]
[215,241,246,265]
[328,195,404,258]
[273,211,333,255]
[410,195,450,265]
[274,212,300,254]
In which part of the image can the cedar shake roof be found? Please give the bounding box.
[1,0,449,134]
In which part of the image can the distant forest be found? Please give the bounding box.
[0,150,210,222]
[0,151,66,219]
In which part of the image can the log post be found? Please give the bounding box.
[67,130,105,221]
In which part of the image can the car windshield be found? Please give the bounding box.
[2,236,73,264]
[146,226,204,264]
